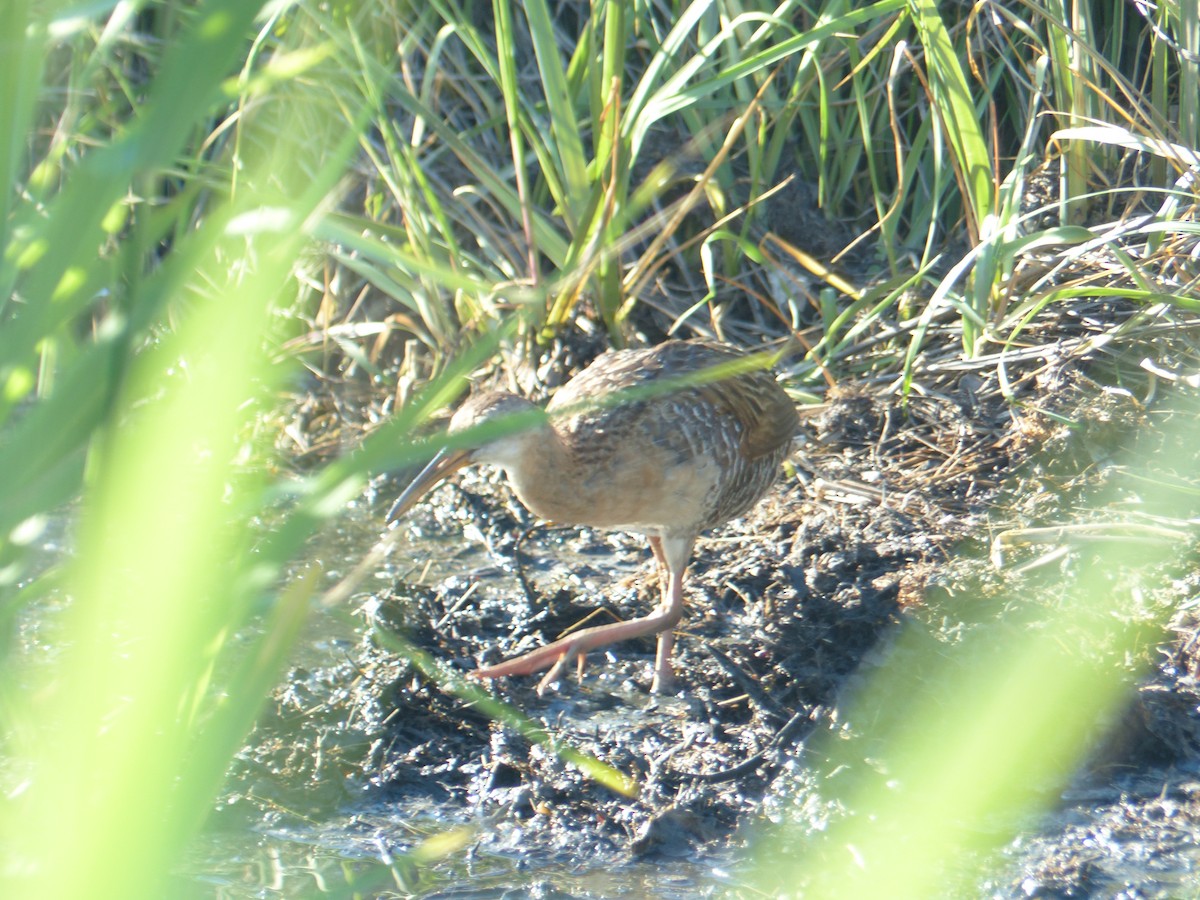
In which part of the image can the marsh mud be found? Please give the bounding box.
[215,306,1200,897]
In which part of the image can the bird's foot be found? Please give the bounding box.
[534,648,588,695]
[468,633,589,695]
[650,667,676,695]
[467,608,681,694]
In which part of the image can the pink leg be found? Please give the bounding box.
[649,566,684,694]
[647,534,684,693]
[469,535,692,695]
[649,536,669,591]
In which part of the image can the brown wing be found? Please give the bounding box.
[549,339,797,459]
[693,369,798,460]
[654,341,797,461]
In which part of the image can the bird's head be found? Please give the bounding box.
[385,391,546,524]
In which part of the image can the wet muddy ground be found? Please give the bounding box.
[217,304,1200,897]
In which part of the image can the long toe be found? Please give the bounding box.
[471,606,682,691]
[536,644,583,695]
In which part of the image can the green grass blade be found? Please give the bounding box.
[906,0,993,239]
[629,0,905,150]
[1,0,271,419]
[0,0,43,284]
[522,0,589,228]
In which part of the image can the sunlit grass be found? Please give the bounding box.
[1,6,367,897]
[1,0,1198,896]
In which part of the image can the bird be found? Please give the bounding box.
[385,339,798,694]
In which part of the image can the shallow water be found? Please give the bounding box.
[189,821,735,899]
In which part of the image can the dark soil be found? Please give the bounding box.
[225,298,1200,896]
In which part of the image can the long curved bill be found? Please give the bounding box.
[385,447,473,524]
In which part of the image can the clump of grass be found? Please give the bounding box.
[298,0,1198,394]
[2,0,1199,896]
